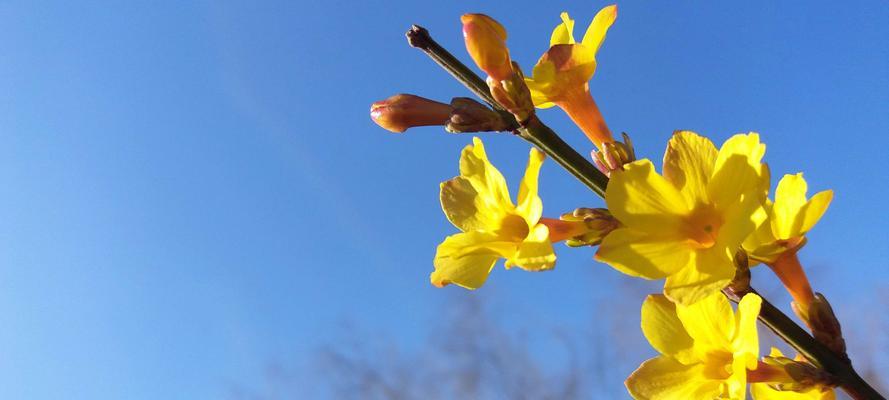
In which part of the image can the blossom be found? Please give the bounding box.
[743,173,833,264]
[596,131,769,305]
[743,173,832,315]
[525,5,617,148]
[626,292,762,399]
[432,138,556,289]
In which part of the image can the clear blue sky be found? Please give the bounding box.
[0,1,886,399]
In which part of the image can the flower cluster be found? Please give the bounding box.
[370,4,851,399]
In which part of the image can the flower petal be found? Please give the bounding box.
[549,12,576,46]
[440,176,504,232]
[772,173,809,239]
[641,295,697,364]
[596,228,691,279]
[664,246,735,306]
[528,44,597,101]
[516,148,545,225]
[506,224,556,271]
[460,137,514,209]
[606,159,689,232]
[675,291,735,352]
[662,131,718,208]
[799,189,832,235]
[733,293,762,369]
[625,356,721,400]
[431,231,515,289]
[581,4,617,55]
[708,133,768,213]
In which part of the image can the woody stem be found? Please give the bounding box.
[406,24,885,400]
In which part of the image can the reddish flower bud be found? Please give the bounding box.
[370,94,453,133]
[461,14,513,81]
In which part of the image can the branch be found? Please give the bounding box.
[406,24,885,400]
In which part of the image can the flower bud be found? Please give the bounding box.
[798,293,847,361]
[725,249,751,297]
[488,61,535,123]
[370,94,453,133]
[445,97,510,133]
[753,352,837,392]
[461,14,513,81]
[541,207,619,247]
[592,132,636,175]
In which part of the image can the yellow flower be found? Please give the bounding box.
[525,5,617,148]
[750,349,836,400]
[431,138,556,289]
[626,292,762,399]
[596,131,769,305]
[742,173,832,314]
[743,173,833,264]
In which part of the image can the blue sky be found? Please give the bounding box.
[0,1,886,398]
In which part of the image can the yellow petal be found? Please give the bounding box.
[641,295,697,364]
[440,176,503,232]
[606,159,689,232]
[528,44,597,101]
[625,356,721,400]
[459,137,514,210]
[516,148,545,226]
[549,12,576,46]
[664,246,735,305]
[581,4,617,55]
[726,355,749,400]
[718,185,769,250]
[596,228,692,279]
[751,384,837,400]
[431,231,516,289]
[662,131,718,208]
[525,76,555,108]
[772,173,833,239]
[675,291,735,352]
[772,173,809,239]
[733,293,762,369]
[708,133,768,213]
[799,189,832,235]
[506,224,555,271]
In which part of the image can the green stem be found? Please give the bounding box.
[406,25,885,400]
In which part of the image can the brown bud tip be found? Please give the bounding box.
[370,94,453,133]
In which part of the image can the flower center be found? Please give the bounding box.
[702,350,734,380]
[683,205,724,248]
[498,214,530,241]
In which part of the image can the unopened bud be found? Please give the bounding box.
[488,62,535,124]
[798,293,848,361]
[445,97,510,133]
[726,249,752,297]
[370,94,453,133]
[759,354,837,392]
[461,14,513,81]
[592,132,636,176]
[551,207,620,247]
